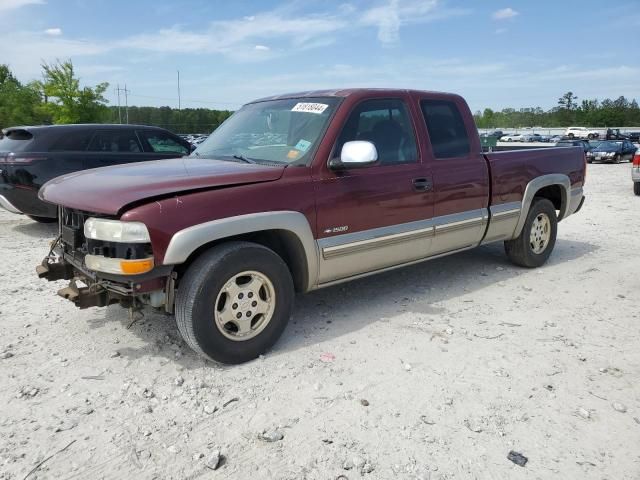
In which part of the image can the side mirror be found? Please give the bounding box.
[189,144,197,153]
[329,141,378,170]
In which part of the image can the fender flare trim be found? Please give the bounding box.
[163,211,318,291]
[513,174,571,238]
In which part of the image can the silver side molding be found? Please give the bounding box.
[319,219,435,260]
[482,201,522,244]
[163,211,319,291]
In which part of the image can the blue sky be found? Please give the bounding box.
[1,0,639,113]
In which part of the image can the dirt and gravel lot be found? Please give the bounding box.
[0,163,638,480]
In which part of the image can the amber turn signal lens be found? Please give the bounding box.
[119,258,154,275]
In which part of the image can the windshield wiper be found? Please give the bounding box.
[232,154,257,164]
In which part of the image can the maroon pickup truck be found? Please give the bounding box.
[37,89,586,364]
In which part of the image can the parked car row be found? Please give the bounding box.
[179,133,209,146]
[481,128,640,144]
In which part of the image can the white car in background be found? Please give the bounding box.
[565,127,600,139]
[499,133,523,142]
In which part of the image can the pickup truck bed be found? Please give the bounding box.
[37,88,586,364]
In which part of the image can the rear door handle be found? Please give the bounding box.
[412,178,432,192]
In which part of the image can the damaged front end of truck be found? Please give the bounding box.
[37,207,174,312]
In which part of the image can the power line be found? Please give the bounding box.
[126,92,240,107]
[115,84,131,123]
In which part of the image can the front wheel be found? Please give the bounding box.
[504,198,557,268]
[175,241,294,364]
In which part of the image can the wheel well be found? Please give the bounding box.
[174,229,309,293]
[534,184,563,211]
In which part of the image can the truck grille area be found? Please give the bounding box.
[59,207,152,260]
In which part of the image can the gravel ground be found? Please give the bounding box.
[1,163,639,480]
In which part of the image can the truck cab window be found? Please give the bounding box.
[420,100,470,159]
[336,99,417,165]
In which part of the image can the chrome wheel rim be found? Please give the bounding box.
[529,213,551,254]
[214,271,276,341]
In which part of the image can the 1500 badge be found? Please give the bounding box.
[323,226,349,234]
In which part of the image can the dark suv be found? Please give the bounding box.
[0,124,192,221]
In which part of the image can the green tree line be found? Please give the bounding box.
[475,91,640,128]
[3,61,640,133]
[102,106,232,134]
[0,60,231,133]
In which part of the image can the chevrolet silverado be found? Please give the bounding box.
[36,89,586,364]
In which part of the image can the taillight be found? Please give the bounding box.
[633,153,640,167]
[3,154,47,165]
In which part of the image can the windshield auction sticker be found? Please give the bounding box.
[291,102,329,114]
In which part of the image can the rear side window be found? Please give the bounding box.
[49,130,93,151]
[139,130,189,155]
[335,98,418,165]
[420,100,470,159]
[88,130,143,153]
[0,129,34,152]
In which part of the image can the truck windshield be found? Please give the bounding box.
[193,97,340,165]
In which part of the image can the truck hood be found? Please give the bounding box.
[39,157,286,215]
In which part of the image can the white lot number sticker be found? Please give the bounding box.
[291,102,329,114]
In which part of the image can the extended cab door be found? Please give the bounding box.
[414,94,490,255]
[313,96,434,285]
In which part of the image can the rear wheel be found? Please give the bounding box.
[175,241,294,364]
[27,215,57,223]
[568,133,575,139]
[505,198,557,268]
[634,182,640,196]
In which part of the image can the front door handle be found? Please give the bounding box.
[413,178,432,192]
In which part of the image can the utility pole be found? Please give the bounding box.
[124,84,130,124]
[115,84,131,123]
[177,70,181,112]
[116,84,122,124]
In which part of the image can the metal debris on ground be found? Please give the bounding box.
[258,430,284,442]
[507,450,528,467]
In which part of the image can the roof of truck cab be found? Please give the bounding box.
[250,88,460,103]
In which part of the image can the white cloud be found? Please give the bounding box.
[0,0,43,12]
[492,8,518,20]
[44,27,62,36]
[0,30,109,78]
[360,0,471,44]
[254,45,270,51]
[495,28,507,34]
[123,11,346,56]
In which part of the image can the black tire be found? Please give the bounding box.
[568,133,574,139]
[27,215,57,223]
[504,198,558,268]
[587,134,594,139]
[175,241,294,364]
[634,182,640,196]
